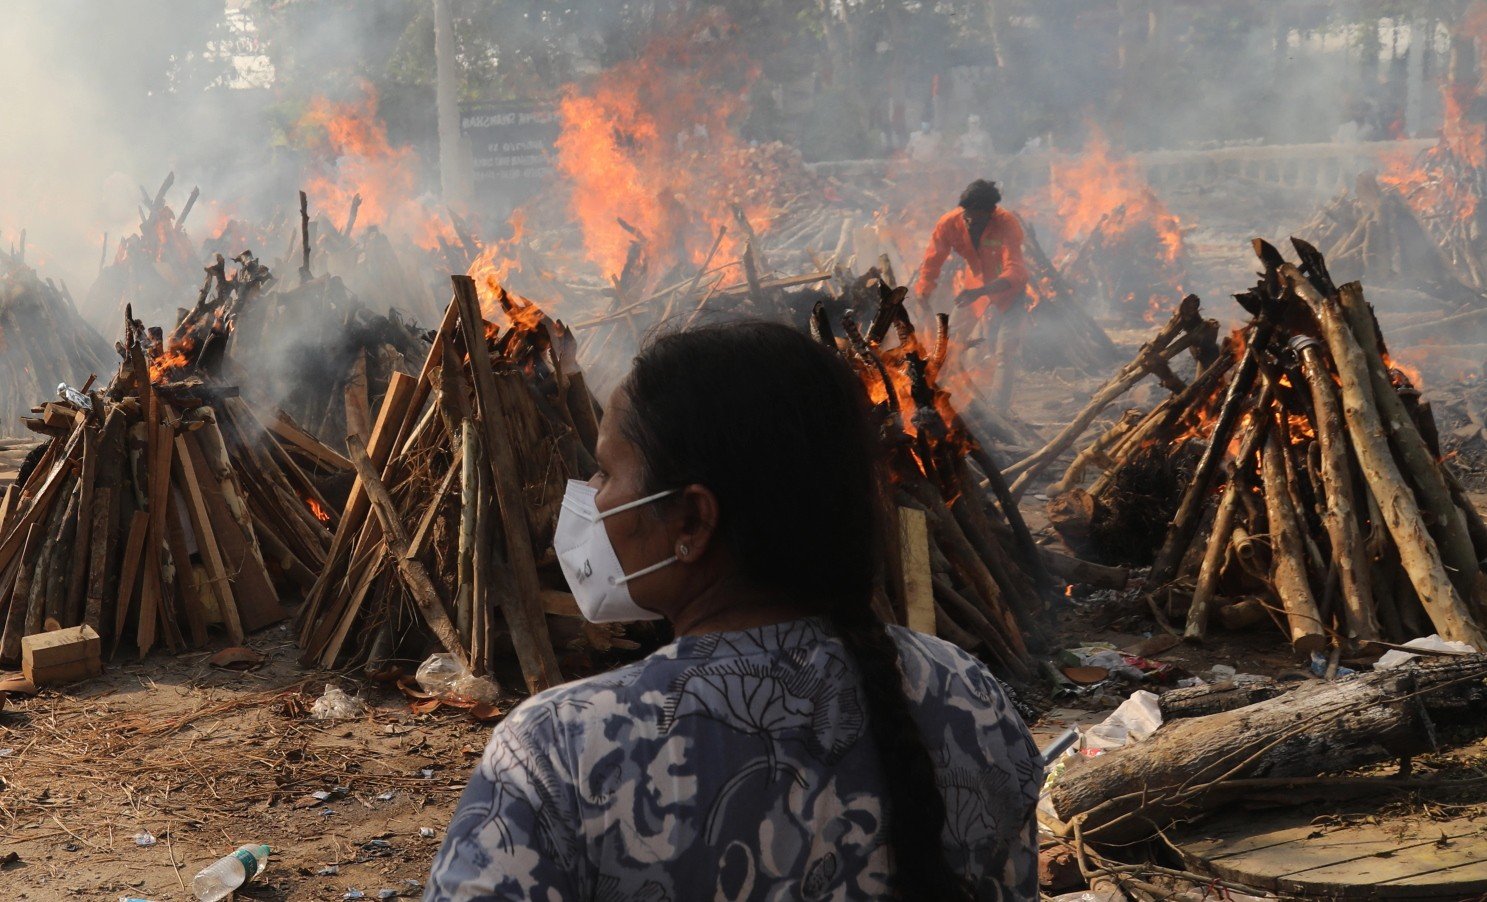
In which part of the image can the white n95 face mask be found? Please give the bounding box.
[554,480,677,623]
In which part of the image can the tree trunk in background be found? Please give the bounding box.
[434,0,470,204]
[984,0,1011,70]
[1407,18,1427,136]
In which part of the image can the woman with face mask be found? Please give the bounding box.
[425,322,1041,901]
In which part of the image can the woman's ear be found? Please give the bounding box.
[673,484,719,562]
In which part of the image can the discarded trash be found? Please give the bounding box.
[313,787,350,803]
[192,843,271,902]
[344,892,366,901]
[57,383,93,411]
[1084,690,1163,751]
[1047,892,1125,902]
[416,653,500,704]
[378,890,400,900]
[133,831,157,847]
[311,686,368,720]
[375,791,395,802]
[0,748,13,757]
[317,865,341,876]
[420,768,435,779]
[1374,634,1477,670]
[419,827,436,838]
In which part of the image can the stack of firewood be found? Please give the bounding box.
[1046,239,1487,653]
[805,271,1066,681]
[297,276,600,693]
[0,301,346,664]
[0,252,114,438]
[1304,172,1479,304]
[224,195,432,451]
[300,267,1075,689]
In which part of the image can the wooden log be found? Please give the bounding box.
[1157,678,1283,720]
[1007,299,1205,497]
[346,434,470,671]
[899,507,935,634]
[1218,596,1272,630]
[1260,430,1327,653]
[1047,655,1487,843]
[455,422,477,646]
[1297,337,1381,644]
[1286,266,1484,646]
[1150,314,1276,587]
[1038,547,1129,590]
[0,525,39,663]
[1185,395,1270,642]
[452,275,561,693]
[1335,281,1484,613]
[110,510,150,653]
[1050,408,1144,496]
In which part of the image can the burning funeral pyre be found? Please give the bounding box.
[0,262,348,664]
[298,264,1070,691]
[0,249,114,438]
[84,173,203,328]
[1039,238,1487,654]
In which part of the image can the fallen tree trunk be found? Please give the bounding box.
[1048,654,1487,844]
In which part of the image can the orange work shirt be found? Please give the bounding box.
[914,207,1030,318]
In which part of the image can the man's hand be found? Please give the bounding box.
[952,278,1014,307]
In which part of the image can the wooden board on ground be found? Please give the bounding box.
[1174,805,1487,898]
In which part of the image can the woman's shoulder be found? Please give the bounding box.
[887,626,1024,718]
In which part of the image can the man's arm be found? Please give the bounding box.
[914,217,954,299]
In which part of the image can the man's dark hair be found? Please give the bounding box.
[958,178,1002,212]
[622,322,971,900]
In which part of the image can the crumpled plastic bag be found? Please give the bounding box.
[1084,689,1163,751]
[1374,634,1477,670]
[311,685,368,720]
[416,653,500,704]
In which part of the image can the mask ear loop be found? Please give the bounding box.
[595,487,677,520]
[612,553,679,586]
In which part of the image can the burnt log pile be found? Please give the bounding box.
[84,172,203,327]
[297,276,602,694]
[1303,171,1480,304]
[0,251,114,438]
[298,267,1070,691]
[0,300,345,665]
[1056,200,1189,326]
[1044,238,1487,655]
[805,272,1057,681]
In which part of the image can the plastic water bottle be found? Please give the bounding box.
[192,844,271,901]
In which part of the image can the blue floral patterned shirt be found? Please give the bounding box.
[426,617,1042,901]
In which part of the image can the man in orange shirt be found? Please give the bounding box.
[913,179,1029,322]
[914,179,1030,403]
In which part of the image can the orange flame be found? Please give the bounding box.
[553,11,769,282]
[306,496,331,523]
[295,82,456,250]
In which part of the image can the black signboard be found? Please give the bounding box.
[460,100,560,204]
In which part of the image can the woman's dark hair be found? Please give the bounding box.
[621,321,968,900]
[958,178,1002,212]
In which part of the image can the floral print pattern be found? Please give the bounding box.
[426,618,1041,901]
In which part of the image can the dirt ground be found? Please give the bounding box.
[0,626,494,901]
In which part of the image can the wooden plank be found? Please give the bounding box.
[165,486,207,647]
[300,371,418,658]
[173,434,245,642]
[0,425,84,577]
[111,510,150,655]
[1179,808,1487,898]
[344,350,372,444]
[264,410,353,471]
[63,415,101,625]
[899,507,935,634]
[137,418,177,658]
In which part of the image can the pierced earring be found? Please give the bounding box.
[677,544,690,559]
